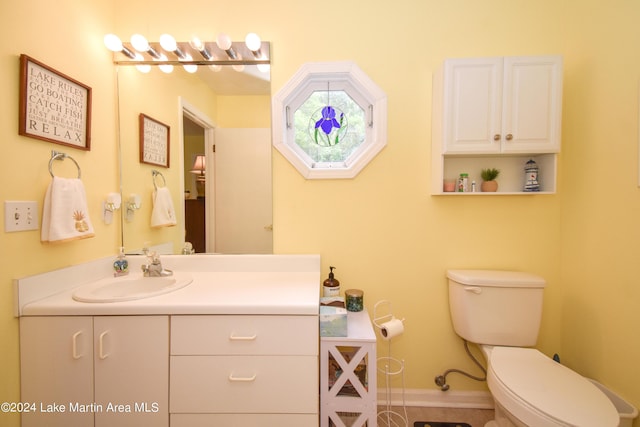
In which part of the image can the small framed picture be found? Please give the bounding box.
[19,54,92,150]
[139,113,170,168]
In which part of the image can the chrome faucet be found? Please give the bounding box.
[141,251,173,277]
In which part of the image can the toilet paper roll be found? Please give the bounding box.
[380,318,404,340]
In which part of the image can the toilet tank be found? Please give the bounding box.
[447,270,546,347]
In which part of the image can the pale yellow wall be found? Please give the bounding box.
[0,0,119,425]
[1,2,640,427]
[216,95,271,128]
[559,0,640,414]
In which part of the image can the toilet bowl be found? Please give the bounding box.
[482,345,619,427]
[446,270,620,427]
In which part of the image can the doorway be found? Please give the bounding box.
[180,99,273,254]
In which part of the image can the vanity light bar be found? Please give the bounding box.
[107,38,270,67]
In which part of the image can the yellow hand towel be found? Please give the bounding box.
[41,176,95,243]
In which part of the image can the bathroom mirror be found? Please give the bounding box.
[116,58,272,254]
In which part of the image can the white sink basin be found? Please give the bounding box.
[72,273,193,303]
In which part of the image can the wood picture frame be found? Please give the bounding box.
[139,113,170,168]
[19,54,92,150]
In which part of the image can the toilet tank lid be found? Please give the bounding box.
[447,270,546,288]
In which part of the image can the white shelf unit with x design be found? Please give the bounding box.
[320,310,377,427]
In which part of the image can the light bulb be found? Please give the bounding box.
[257,63,270,73]
[208,64,222,72]
[232,64,245,72]
[155,53,173,73]
[159,64,174,73]
[134,53,151,73]
[245,33,261,52]
[104,34,123,52]
[181,54,197,73]
[216,33,232,51]
[159,33,177,52]
[130,34,150,52]
[189,37,205,51]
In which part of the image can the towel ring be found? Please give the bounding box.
[49,151,81,179]
[152,170,166,190]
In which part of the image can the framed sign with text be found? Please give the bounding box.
[139,113,170,168]
[19,54,92,150]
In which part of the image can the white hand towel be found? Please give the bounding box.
[41,176,95,243]
[151,186,177,228]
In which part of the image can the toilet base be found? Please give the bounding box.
[485,400,527,427]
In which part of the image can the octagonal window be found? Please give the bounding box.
[272,62,387,179]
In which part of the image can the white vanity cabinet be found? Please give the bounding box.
[169,315,319,426]
[16,255,322,427]
[20,316,169,427]
[432,55,563,194]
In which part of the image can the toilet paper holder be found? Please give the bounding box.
[373,300,408,427]
[373,300,405,340]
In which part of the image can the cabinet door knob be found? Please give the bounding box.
[505,134,513,141]
[493,134,501,141]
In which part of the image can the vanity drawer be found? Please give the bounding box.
[171,413,318,427]
[170,355,318,413]
[170,315,318,355]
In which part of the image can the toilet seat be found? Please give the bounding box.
[487,347,619,427]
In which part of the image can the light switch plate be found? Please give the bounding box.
[4,201,39,232]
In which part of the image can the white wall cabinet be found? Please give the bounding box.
[20,316,169,427]
[432,55,563,194]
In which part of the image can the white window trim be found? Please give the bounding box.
[272,61,387,179]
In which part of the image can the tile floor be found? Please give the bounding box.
[377,406,494,427]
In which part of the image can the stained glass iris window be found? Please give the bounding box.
[272,61,387,179]
[294,90,365,164]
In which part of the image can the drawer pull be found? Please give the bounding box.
[228,373,257,382]
[229,333,257,341]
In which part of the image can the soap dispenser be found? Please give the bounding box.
[322,266,341,297]
[113,247,129,277]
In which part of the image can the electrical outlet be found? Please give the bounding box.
[4,201,39,232]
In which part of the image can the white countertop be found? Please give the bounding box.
[16,254,321,317]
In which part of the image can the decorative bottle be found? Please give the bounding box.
[113,247,129,277]
[322,266,341,297]
[458,173,469,192]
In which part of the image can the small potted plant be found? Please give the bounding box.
[480,168,500,192]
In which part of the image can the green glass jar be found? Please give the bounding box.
[345,289,364,312]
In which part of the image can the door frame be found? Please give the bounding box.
[179,97,216,252]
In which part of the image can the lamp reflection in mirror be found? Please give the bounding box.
[190,155,206,198]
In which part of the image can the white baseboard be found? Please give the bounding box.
[377,388,494,409]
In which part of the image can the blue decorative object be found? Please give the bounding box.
[314,105,345,146]
[316,106,341,134]
[524,159,540,192]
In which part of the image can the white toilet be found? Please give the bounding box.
[446,269,619,427]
